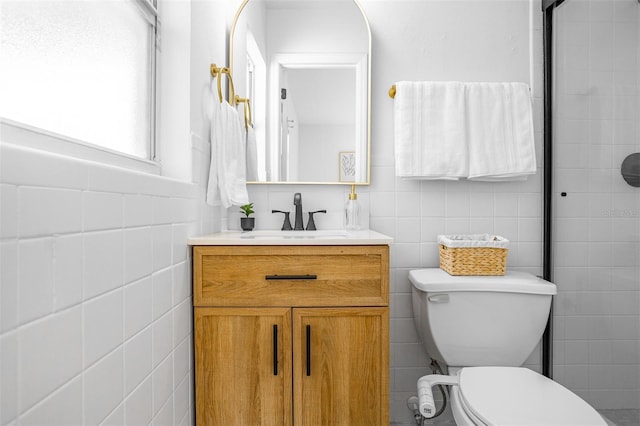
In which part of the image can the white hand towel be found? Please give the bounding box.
[206,96,224,206]
[206,89,249,208]
[394,81,467,180]
[466,82,536,181]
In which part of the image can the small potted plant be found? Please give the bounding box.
[239,203,255,231]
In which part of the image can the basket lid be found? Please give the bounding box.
[409,268,557,295]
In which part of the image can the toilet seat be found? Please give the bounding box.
[456,367,607,426]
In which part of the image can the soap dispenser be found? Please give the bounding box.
[344,184,360,230]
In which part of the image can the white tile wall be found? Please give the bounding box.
[552,0,640,411]
[0,138,217,425]
[19,377,84,426]
[19,307,83,411]
[83,230,124,301]
[124,278,154,340]
[84,289,124,367]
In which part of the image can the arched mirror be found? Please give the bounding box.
[230,0,371,184]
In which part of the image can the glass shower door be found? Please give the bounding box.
[551,0,640,416]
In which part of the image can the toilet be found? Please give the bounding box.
[410,268,607,426]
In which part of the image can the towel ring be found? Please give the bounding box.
[236,96,253,129]
[210,64,237,105]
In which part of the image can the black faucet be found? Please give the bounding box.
[293,193,304,230]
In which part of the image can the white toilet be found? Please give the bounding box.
[410,268,607,426]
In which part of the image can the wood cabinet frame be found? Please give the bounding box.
[193,245,389,425]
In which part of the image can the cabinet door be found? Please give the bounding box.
[195,307,292,426]
[293,307,389,425]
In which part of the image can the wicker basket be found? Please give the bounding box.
[438,234,509,276]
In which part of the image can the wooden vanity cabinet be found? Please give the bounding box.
[193,245,389,425]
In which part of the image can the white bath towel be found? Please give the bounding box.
[393,81,468,180]
[206,87,249,208]
[466,82,536,181]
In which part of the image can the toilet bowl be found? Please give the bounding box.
[410,268,607,426]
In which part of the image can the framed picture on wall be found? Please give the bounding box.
[339,151,356,182]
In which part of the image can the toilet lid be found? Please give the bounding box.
[458,367,607,426]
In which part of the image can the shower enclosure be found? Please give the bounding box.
[543,0,640,420]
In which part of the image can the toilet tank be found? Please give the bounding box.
[410,268,556,368]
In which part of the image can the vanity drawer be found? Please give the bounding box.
[193,245,389,307]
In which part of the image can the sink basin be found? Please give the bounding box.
[240,230,349,240]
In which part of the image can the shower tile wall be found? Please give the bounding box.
[552,0,640,410]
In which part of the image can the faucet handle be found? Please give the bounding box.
[305,210,327,231]
[272,210,293,231]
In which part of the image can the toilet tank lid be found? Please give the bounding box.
[409,268,557,295]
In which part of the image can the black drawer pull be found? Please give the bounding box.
[265,274,317,280]
[273,324,278,376]
[306,324,311,376]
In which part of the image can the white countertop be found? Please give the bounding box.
[188,229,393,246]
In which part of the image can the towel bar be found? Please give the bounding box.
[389,84,396,98]
[390,82,532,99]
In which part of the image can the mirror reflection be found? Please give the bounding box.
[230,0,370,184]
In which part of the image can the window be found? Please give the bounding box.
[0,0,158,161]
